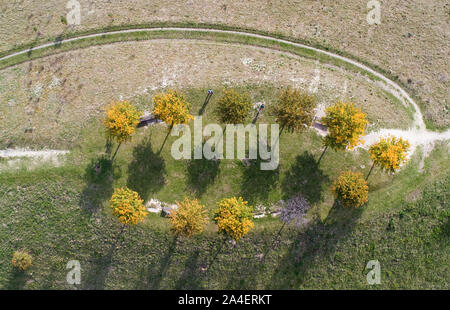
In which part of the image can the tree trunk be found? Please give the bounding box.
[317,145,328,165]
[111,142,122,162]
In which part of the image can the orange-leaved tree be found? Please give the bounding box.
[153,90,193,152]
[331,171,369,208]
[319,102,368,163]
[110,187,148,226]
[169,198,208,238]
[271,87,317,134]
[103,100,141,160]
[367,136,410,180]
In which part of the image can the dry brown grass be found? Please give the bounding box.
[0,0,448,128]
[0,40,412,149]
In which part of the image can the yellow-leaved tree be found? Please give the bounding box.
[331,171,369,208]
[109,187,148,226]
[271,87,317,134]
[169,198,208,238]
[367,136,410,180]
[103,100,141,160]
[153,90,193,152]
[319,102,368,163]
[153,90,193,129]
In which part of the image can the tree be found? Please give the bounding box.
[319,102,368,163]
[153,89,193,129]
[169,198,208,238]
[331,171,369,208]
[367,136,410,180]
[214,196,254,242]
[103,100,141,160]
[11,250,33,271]
[215,89,252,124]
[109,187,148,226]
[271,88,317,134]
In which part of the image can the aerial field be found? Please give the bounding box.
[0,1,448,291]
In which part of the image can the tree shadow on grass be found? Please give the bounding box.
[239,157,280,205]
[266,201,363,289]
[186,144,220,198]
[79,155,115,215]
[82,226,125,289]
[281,151,329,204]
[127,136,166,201]
[144,236,178,290]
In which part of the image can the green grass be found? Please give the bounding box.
[0,82,448,289]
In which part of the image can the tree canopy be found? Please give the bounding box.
[214,197,254,241]
[103,100,141,143]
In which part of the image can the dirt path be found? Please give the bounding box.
[0,27,448,171]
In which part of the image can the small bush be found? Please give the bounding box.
[11,251,33,271]
[332,171,369,208]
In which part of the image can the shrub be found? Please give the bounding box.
[103,101,141,143]
[332,171,369,208]
[214,197,254,241]
[322,102,368,150]
[215,89,252,124]
[153,90,193,129]
[11,251,33,271]
[110,187,148,225]
[271,88,317,133]
[169,198,208,238]
[369,136,410,173]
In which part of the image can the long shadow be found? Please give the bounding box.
[127,136,166,201]
[82,227,125,289]
[266,201,363,289]
[281,151,329,204]
[79,155,115,215]
[186,142,220,197]
[239,157,279,205]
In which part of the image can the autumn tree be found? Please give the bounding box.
[367,136,410,180]
[331,171,369,208]
[153,90,193,152]
[103,100,141,160]
[271,88,317,134]
[110,187,148,226]
[169,198,208,238]
[11,250,33,271]
[215,89,252,124]
[319,102,368,163]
